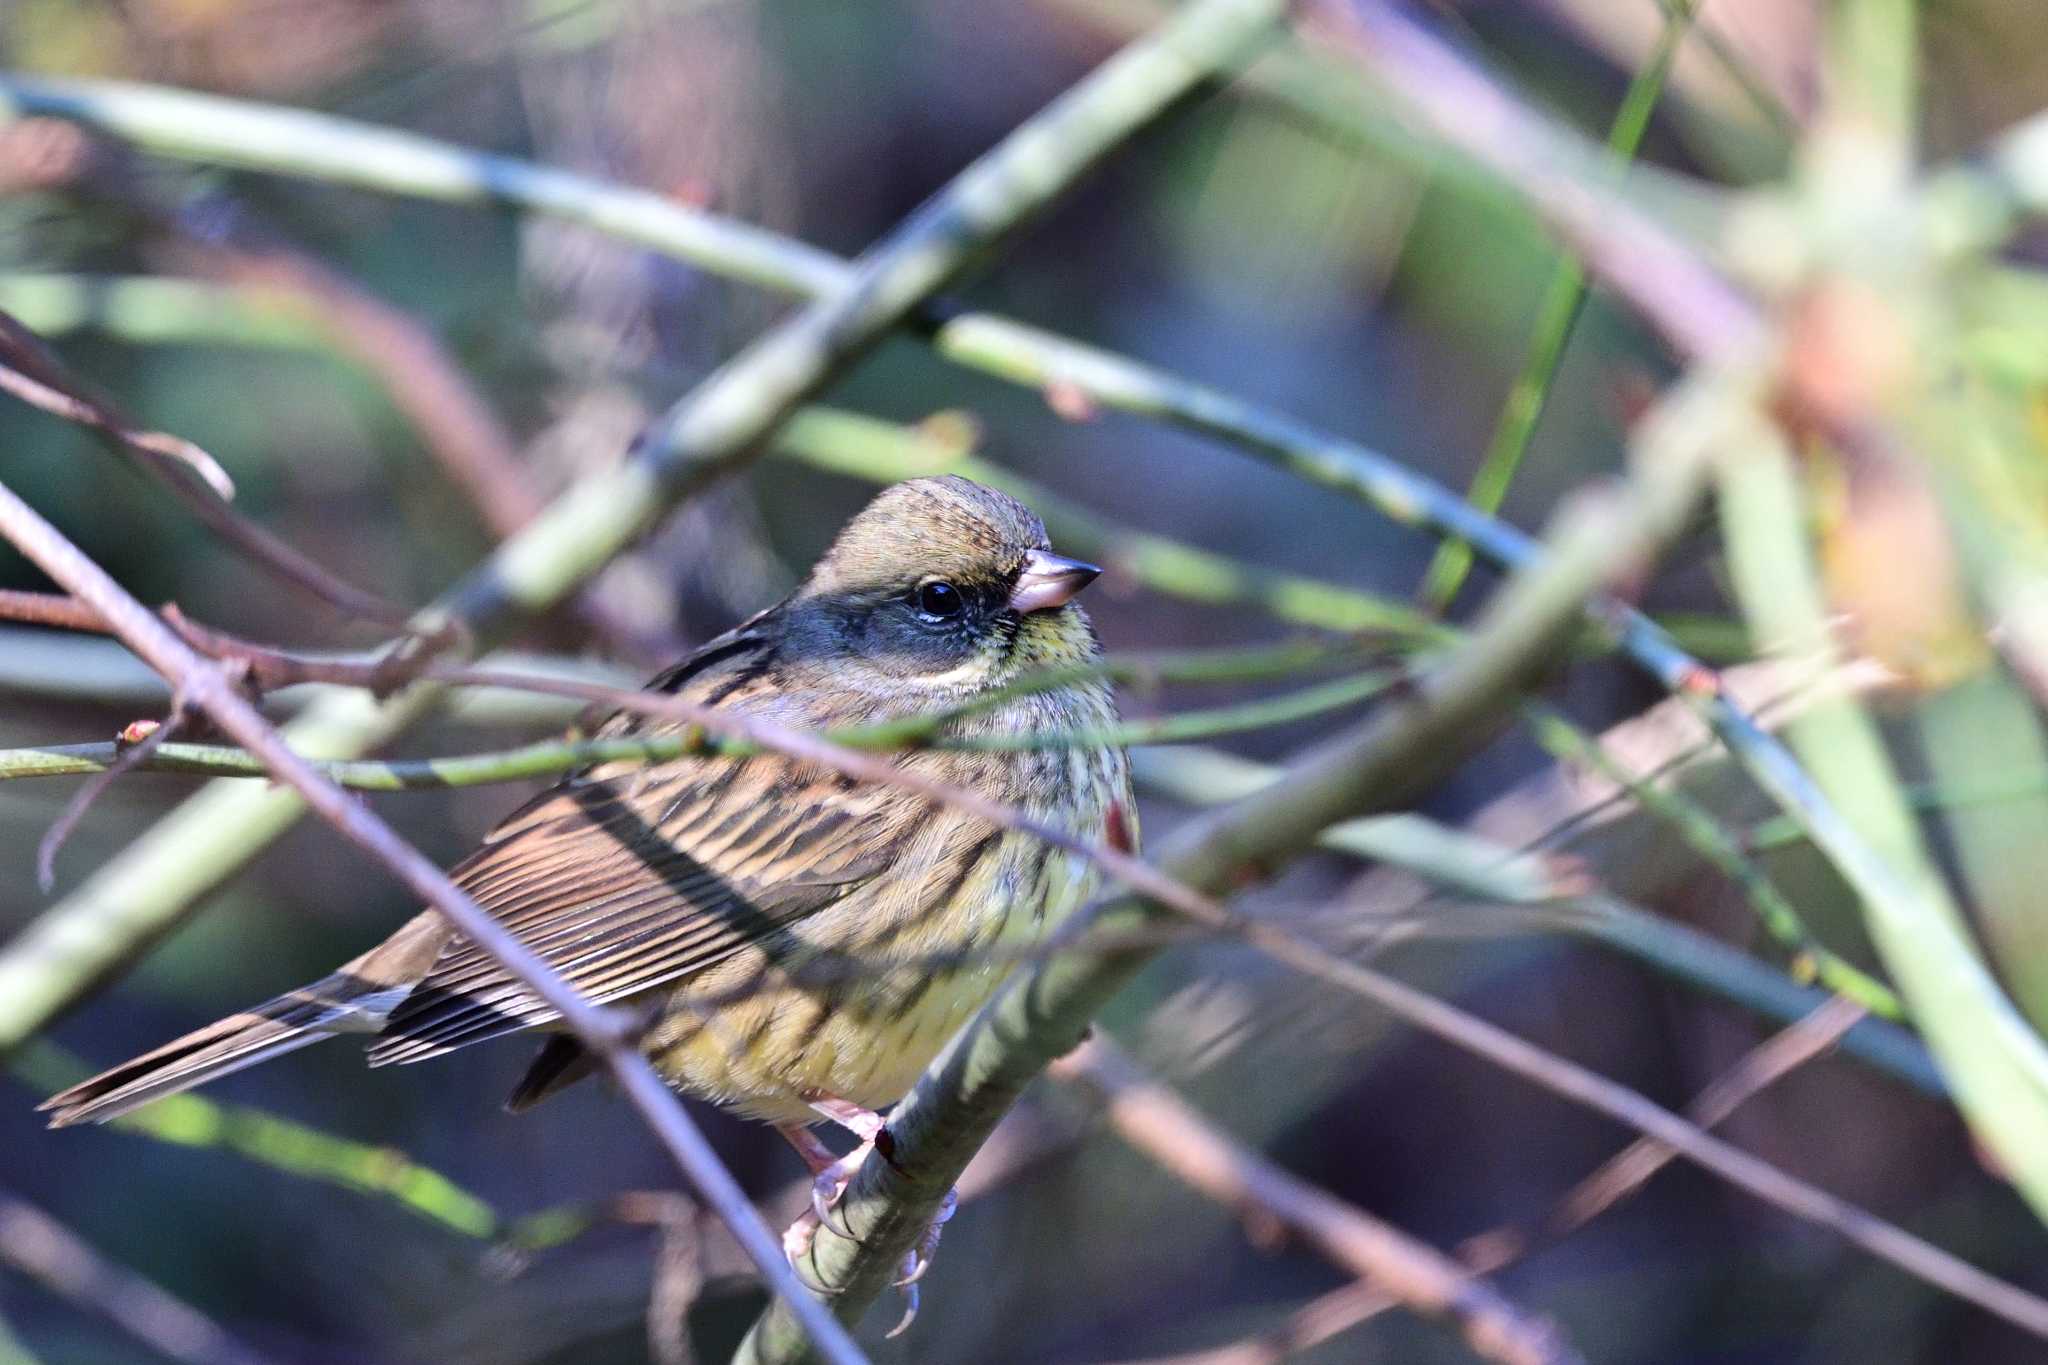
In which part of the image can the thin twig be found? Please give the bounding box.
[1516,996,1870,1253]
[0,313,234,499]
[0,309,408,624]
[1521,701,1905,1018]
[35,705,184,892]
[0,666,1402,791]
[1133,738,1946,1099]
[0,589,104,632]
[1113,1282,1386,1365]
[1115,996,1870,1365]
[1053,1038,1580,1365]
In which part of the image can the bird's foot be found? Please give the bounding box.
[772,1103,955,1334]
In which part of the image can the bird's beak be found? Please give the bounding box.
[1009,550,1102,614]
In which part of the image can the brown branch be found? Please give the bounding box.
[0,588,106,632]
[0,480,869,1365]
[1113,1283,1386,1365]
[1052,1038,1579,1365]
[0,313,234,500]
[1300,1,1763,365]
[1534,995,1869,1241]
[0,1191,277,1365]
[0,590,461,698]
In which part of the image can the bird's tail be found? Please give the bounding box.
[40,912,449,1128]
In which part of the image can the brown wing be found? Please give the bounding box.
[368,627,910,1066]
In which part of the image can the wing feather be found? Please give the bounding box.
[368,628,911,1067]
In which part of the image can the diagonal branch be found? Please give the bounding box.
[0,476,870,1365]
[735,408,1713,1360]
[1114,995,1870,1365]
[0,312,408,625]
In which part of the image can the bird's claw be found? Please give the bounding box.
[809,1149,865,1243]
[886,1277,921,1339]
[883,1183,956,1339]
[781,1215,837,1297]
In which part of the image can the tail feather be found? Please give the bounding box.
[40,912,456,1127]
[39,1001,339,1127]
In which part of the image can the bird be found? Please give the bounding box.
[41,474,1133,1303]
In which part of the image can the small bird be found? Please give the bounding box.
[42,475,1132,1293]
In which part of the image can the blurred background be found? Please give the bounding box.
[1,1,2047,1362]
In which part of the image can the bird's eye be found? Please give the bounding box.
[916,580,964,620]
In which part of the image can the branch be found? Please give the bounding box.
[1113,995,1868,1365]
[0,0,1287,1057]
[1300,1,1764,364]
[736,423,1710,1358]
[0,312,407,625]
[0,664,1400,790]
[1131,741,1946,1099]
[1052,1038,1580,1365]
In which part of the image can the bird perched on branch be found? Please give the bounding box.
[42,475,1133,1310]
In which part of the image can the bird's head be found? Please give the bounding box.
[785,475,1104,701]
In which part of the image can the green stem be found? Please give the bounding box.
[1748,770,2048,853]
[0,663,1402,788]
[1418,0,1698,610]
[1719,425,2048,1222]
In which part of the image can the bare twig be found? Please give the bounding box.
[0,309,408,625]
[1113,1282,1387,1365]
[35,706,184,892]
[0,589,104,632]
[1509,996,1870,1255]
[0,313,234,500]
[0,590,461,698]
[1053,1038,1580,1365]
[1114,997,1873,1365]
[0,1192,277,1365]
